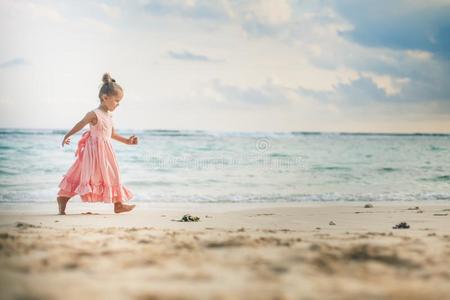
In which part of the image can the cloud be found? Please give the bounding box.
[361,72,410,96]
[138,0,300,38]
[334,76,390,104]
[0,58,29,69]
[141,0,228,20]
[331,0,450,59]
[96,3,121,19]
[231,0,292,36]
[297,73,450,114]
[250,0,292,25]
[297,76,386,106]
[26,2,65,23]
[77,17,114,33]
[207,79,291,107]
[167,50,215,62]
[405,50,433,60]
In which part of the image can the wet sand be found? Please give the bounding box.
[0,202,449,300]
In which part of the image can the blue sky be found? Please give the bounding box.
[0,0,449,132]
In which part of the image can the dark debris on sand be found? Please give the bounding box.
[171,214,200,222]
[392,222,410,229]
[408,206,420,210]
[15,222,40,229]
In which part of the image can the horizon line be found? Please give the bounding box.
[0,127,449,136]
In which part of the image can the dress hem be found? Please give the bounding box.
[58,176,134,203]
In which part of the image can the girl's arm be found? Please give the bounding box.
[112,127,138,145]
[61,112,96,147]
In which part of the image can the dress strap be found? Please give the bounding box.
[92,109,103,127]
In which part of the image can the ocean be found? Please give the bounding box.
[0,129,449,205]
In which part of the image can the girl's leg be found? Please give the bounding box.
[114,202,136,214]
[57,196,71,215]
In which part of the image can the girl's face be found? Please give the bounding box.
[101,90,123,112]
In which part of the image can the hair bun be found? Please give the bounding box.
[98,72,122,100]
[102,72,112,84]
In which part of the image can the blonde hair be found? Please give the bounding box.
[98,73,123,101]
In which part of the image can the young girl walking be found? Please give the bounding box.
[57,73,137,215]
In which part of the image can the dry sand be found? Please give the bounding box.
[0,201,449,300]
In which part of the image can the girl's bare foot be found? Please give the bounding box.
[57,196,70,215]
[114,202,136,214]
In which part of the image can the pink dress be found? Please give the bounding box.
[57,108,133,203]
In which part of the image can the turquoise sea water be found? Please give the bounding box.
[0,129,449,204]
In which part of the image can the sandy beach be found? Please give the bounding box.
[0,201,449,300]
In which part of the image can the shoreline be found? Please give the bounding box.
[1,198,449,212]
[1,201,449,231]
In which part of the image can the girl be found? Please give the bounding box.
[57,73,137,215]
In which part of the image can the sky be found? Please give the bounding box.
[0,0,449,133]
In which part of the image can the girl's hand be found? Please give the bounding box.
[61,136,71,147]
[127,135,138,145]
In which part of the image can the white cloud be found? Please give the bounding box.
[183,0,197,7]
[25,2,65,22]
[361,72,411,96]
[405,50,433,60]
[243,0,292,25]
[76,17,115,33]
[96,3,121,19]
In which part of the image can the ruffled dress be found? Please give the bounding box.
[57,108,133,203]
